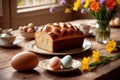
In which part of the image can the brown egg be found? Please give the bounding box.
[49,56,61,70]
[11,52,39,71]
[114,17,120,26]
[23,26,28,32]
[27,28,34,33]
[109,20,114,26]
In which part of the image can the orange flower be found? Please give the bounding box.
[106,0,116,11]
[90,2,100,12]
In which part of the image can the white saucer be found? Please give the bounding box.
[39,59,80,73]
[0,40,21,48]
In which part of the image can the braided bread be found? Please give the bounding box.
[35,22,84,52]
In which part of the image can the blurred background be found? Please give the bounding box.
[0,0,92,29]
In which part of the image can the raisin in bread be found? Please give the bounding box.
[35,22,84,52]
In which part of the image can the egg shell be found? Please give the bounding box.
[11,52,39,71]
[49,56,61,70]
[114,17,120,26]
[23,26,28,32]
[27,28,34,33]
[19,26,23,31]
[109,20,114,26]
[28,23,34,28]
[61,55,73,69]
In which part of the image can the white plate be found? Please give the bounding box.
[25,40,91,55]
[39,59,80,73]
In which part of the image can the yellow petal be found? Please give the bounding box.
[81,57,90,71]
[65,8,71,13]
[105,40,116,53]
[92,50,100,63]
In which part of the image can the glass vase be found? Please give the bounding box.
[95,20,111,44]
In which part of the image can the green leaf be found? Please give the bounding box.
[116,41,120,49]
[89,62,100,67]
[99,56,111,64]
[89,54,120,68]
[90,10,98,19]
[98,6,106,20]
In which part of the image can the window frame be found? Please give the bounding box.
[17,0,58,9]
[17,0,60,13]
[1,0,74,29]
[0,0,10,29]
[10,0,73,29]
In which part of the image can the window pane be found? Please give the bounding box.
[17,0,57,8]
[17,0,26,7]
[0,0,2,16]
[28,0,33,6]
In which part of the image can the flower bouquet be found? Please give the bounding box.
[50,0,120,44]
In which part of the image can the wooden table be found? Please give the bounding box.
[0,19,120,80]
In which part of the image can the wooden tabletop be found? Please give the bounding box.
[0,19,120,80]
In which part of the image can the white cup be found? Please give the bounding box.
[79,24,90,35]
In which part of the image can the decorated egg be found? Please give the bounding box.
[49,56,61,70]
[11,52,39,71]
[61,55,73,69]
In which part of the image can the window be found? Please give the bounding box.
[17,0,60,13]
[17,0,57,8]
[1,0,73,29]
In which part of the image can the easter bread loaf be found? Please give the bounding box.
[35,22,84,52]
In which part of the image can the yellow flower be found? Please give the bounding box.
[105,40,117,53]
[84,0,94,8]
[117,0,120,5]
[84,0,91,8]
[73,0,80,11]
[65,8,72,13]
[92,50,100,63]
[81,57,90,71]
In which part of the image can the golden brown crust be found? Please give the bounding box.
[48,32,59,39]
[36,22,84,40]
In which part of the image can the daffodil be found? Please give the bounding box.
[65,8,72,13]
[105,40,117,53]
[84,0,93,8]
[81,57,90,71]
[73,0,80,11]
[92,50,100,63]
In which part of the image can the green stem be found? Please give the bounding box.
[89,54,120,67]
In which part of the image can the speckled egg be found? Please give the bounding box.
[11,52,39,71]
[49,56,61,70]
[61,55,73,69]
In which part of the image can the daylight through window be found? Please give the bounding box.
[17,0,57,8]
